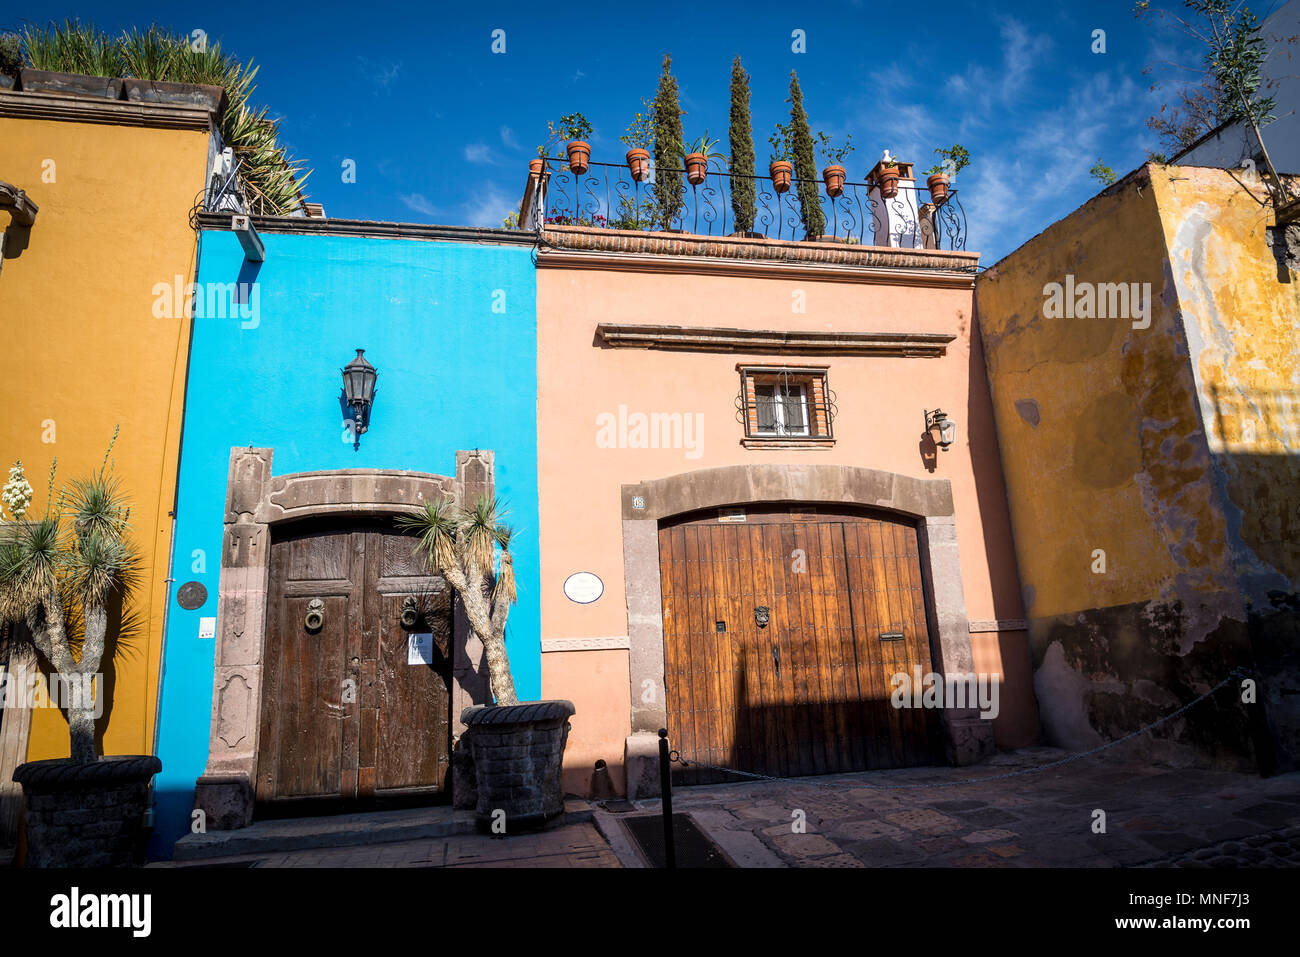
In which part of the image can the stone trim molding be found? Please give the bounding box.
[0,90,214,131]
[596,324,957,357]
[540,636,631,653]
[538,224,979,287]
[619,463,993,782]
[968,618,1028,633]
[195,211,534,245]
[195,447,496,830]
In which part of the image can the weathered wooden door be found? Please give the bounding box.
[256,520,452,813]
[659,506,938,783]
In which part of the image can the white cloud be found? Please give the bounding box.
[465,143,503,165]
[399,193,439,217]
[500,126,521,150]
[462,184,516,228]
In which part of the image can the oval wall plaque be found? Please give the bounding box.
[176,581,208,610]
[563,572,604,604]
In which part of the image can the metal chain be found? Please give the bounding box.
[669,669,1252,791]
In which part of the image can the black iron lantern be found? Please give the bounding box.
[925,408,957,451]
[342,349,377,449]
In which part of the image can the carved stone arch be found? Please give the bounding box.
[194,448,496,829]
[619,463,993,797]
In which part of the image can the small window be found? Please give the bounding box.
[736,366,835,447]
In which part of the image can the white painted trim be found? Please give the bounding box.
[968,619,1027,633]
[541,636,631,653]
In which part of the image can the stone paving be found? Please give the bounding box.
[646,747,1300,867]
[153,747,1300,868]
[156,821,620,869]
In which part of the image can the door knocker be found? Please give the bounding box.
[304,598,325,633]
[400,596,419,629]
[755,606,770,628]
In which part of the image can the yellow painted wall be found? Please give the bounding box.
[1,114,209,760]
[1151,166,1300,594]
[974,166,1240,625]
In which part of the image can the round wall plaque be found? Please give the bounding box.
[176,581,208,611]
[563,572,604,604]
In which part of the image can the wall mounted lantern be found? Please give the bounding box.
[924,408,957,451]
[342,349,378,449]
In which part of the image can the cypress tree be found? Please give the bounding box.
[729,55,756,235]
[787,70,824,238]
[653,54,685,230]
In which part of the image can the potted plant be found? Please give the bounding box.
[925,143,969,206]
[119,25,226,116]
[869,151,909,199]
[397,498,574,832]
[817,132,854,198]
[0,33,21,91]
[768,121,795,194]
[1,435,162,868]
[549,112,593,175]
[677,131,726,186]
[18,20,124,100]
[620,100,655,183]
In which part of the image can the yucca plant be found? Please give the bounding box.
[0,432,141,763]
[120,24,179,79]
[18,20,311,215]
[396,496,519,706]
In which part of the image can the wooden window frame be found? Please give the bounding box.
[736,364,836,449]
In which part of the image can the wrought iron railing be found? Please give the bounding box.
[526,156,967,250]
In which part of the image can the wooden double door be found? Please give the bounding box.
[256,519,453,814]
[659,505,939,782]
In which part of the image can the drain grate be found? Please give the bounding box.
[623,813,732,868]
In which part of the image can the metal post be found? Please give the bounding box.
[658,728,675,869]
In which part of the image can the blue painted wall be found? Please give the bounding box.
[148,230,538,859]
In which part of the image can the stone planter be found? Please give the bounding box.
[0,74,16,92]
[18,69,122,99]
[122,78,227,117]
[461,700,574,831]
[13,755,160,867]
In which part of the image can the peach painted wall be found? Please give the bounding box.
[537,262,1037,791]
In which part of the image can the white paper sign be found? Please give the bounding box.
[408,633,434,665]
[198,616,216,640]
[563,572,604,604]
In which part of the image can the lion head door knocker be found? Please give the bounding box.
[755,606,770,628]
[304,598,325,633]
[400,596,419,629]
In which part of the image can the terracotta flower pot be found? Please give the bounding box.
[927,173,950,205]
[529,158,544,175]
[684,152,709,186]
[626,148,650,183]
[875,166,901,199]
[566,140,591,175]
[822,164,846,198]
[769,160,793,194]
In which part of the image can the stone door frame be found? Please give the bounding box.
[619,464,994,795]
[194,447,495,829]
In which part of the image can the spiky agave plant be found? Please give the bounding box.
[396,496,519,706]
[0,434,140,763]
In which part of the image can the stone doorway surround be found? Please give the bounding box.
[193,447,496,830]
[619,464,995,798]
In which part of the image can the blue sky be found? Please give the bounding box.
[9,0,1269,263]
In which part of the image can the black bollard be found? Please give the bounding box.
[658,728,675,869]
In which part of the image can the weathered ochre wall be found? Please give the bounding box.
[0,114,208,761]
[1152,166,1300,766]
[974,164,1263,768]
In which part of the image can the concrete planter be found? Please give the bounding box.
[13,756,160,867]
[18,69,122,99]
[0,74,16,92]
[121,79,227,118]
[460,700,574,831]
